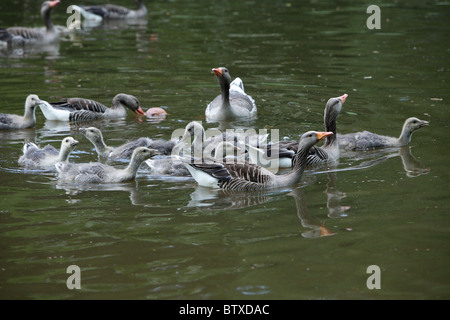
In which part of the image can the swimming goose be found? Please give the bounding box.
[0,95,42,130]
[18,137,79,169]
[55,147,158,183]
[183,131,333,191]
[71,0,147,22]
[246,94,347,167]
[0,1,62,46]
[80,126,176,160]
[338,117,429,151]
[205,67,257,121]
[39,93,145,122]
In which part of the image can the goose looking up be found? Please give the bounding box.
[71,0,147,22]
[0,95,42,130]
[0,1,62,46]
[246,94,348,168]
[18,137,79,169]
[55,147,159,183]
[80,127,176,160]
[183,131,333,191]
[338,117,429,151]
[39,93,145,122]
[205,67,257,121]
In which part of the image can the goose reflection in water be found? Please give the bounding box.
[338,145,429,178]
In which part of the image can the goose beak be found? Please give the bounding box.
[79,128,87,134]
[49,0,60,8]
[316,131,334,141]
[212,68,222,77]
[419,120,429,128]
[72,140,79,147]
[339,94,348,103]
[135,106,145,115]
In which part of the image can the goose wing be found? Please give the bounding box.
[50,98,108,114]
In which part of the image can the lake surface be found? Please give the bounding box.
[0,0,448,300]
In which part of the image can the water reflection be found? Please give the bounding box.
[339,146,429,178]
[186,185,276,209]
[289,186,336,239]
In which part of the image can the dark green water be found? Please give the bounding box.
[0,0,448,300]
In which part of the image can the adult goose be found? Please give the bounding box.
[0,95,42,130]
[71,0,147,22]
[18,137,79,169]
[80,126,176,160]
[205,67,257,121]
[247,94,347,167]
[338,117,429,151]
[55,147,158,183]
[0,1,62,46]
[183,131,333,191]
[39,93,145,122]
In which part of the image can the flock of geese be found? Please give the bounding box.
[1,0,430,192]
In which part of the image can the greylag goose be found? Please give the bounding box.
[18,137,79,169]
[247,94,348,167]
[338,117,429,151]
[0,95,42,130]
[55,147,158,183]
[71,0,147,22]
[205,67,257,121]
[0,1,62,46]
[183,131,333,191]
[39,93,145,122]
[80,126,176,159]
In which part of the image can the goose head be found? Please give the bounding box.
[298,131,334,151]
[114,93,145,115]
[181,121,206,144]
[403,117,429,133]
[131,147,160,163]
[25,94,43,110]
[61,136,79,150]
[212,67,232,87]
[324,93,347,130]
[80,127,104,145]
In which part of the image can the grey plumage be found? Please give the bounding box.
[55,147,159,183]
[338,117,429,151]
[18,137,79,169]
[0,94,42,130]
[205,67,257,121]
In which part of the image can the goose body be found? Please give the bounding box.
[18,137,79,169]
[205,67,257,121]
[338,117,429,151]
[72,0,147,22]
[81,126,176,160]
[55,147,158,183]
[39,93,145,122]
[0,95,42,130]
[247,94,347,168]
[0,1,62,47]
[184,131,333,191]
